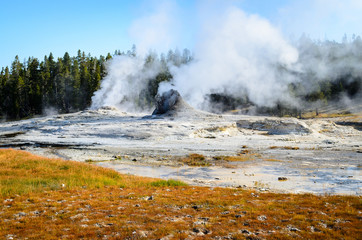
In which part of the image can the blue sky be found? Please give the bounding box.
[1,0,361,68]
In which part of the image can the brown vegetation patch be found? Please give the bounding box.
[213,154,255,162]
[0,149,361,239]
[181,153,210,167]
[270,146,300,150]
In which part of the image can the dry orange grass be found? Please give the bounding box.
[213,154,255,162]
[302,111,355,119]
[269,146,300,150]
[0,149,361,239]
[181,153,210,166]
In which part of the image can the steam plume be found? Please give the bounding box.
[159,7,299,109]
[91,2,361,113]
[91,55,160,112]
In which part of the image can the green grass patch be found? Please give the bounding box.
[150,179,188,187]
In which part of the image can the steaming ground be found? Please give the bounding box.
[0,105,361,195]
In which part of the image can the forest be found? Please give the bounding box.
[0,47,184,120]
[0,37,361,120]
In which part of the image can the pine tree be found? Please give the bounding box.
[7,56,25,118]
[27,57,42,115]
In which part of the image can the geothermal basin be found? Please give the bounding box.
[0,104,361,195]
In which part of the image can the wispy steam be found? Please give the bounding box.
[128,0,181,56]
[159,7,299,109]
[91,55,160,112]
[91,1,361,113]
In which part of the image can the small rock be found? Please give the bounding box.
[257,215,267,221]
[18,212,26,217]
[70,213,84,220]
[287,225,300,232]
[309,226,321,232]
[241,229,251,234]
[193,228,201,233]
[323,139,335,144]
[235,214,243,218]
[6,234,15,240]
[198,217,209,222]
[135,204,141,207]
[132,158,137,162]
[138,231,149,238]
[192,205,201,210]
[278,177,288,181]
[32,210,41,215]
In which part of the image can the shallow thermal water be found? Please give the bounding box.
[97,160,361,195]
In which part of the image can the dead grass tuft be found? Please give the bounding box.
[302,111,354,119]
[181,153,210,167]
[265,158,283,162]
[269,146,300,150]
[213,154,255,162]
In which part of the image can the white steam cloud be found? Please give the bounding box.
[159,7,299,108]
[128,0,181,56]
[91,1,361,113]
[91,55,159,112]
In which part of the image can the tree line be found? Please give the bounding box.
[0,50,110,120]
[0,47,192,120]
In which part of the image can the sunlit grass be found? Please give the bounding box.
[0,149,183,196]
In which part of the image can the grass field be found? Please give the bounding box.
[0,149,361,239]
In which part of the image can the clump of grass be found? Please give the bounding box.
[239,149,250,154]
[150,179,188,187]
[265,158,283,162]
[181,153,210,167]
[269,146,300,150]
[284,146,300,150]
[302,111,354,119]
[213,153,255,162]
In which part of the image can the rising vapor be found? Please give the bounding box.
[91,1,361,113]
[159,7,299,109]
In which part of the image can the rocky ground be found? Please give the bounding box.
[0,104,361,195]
